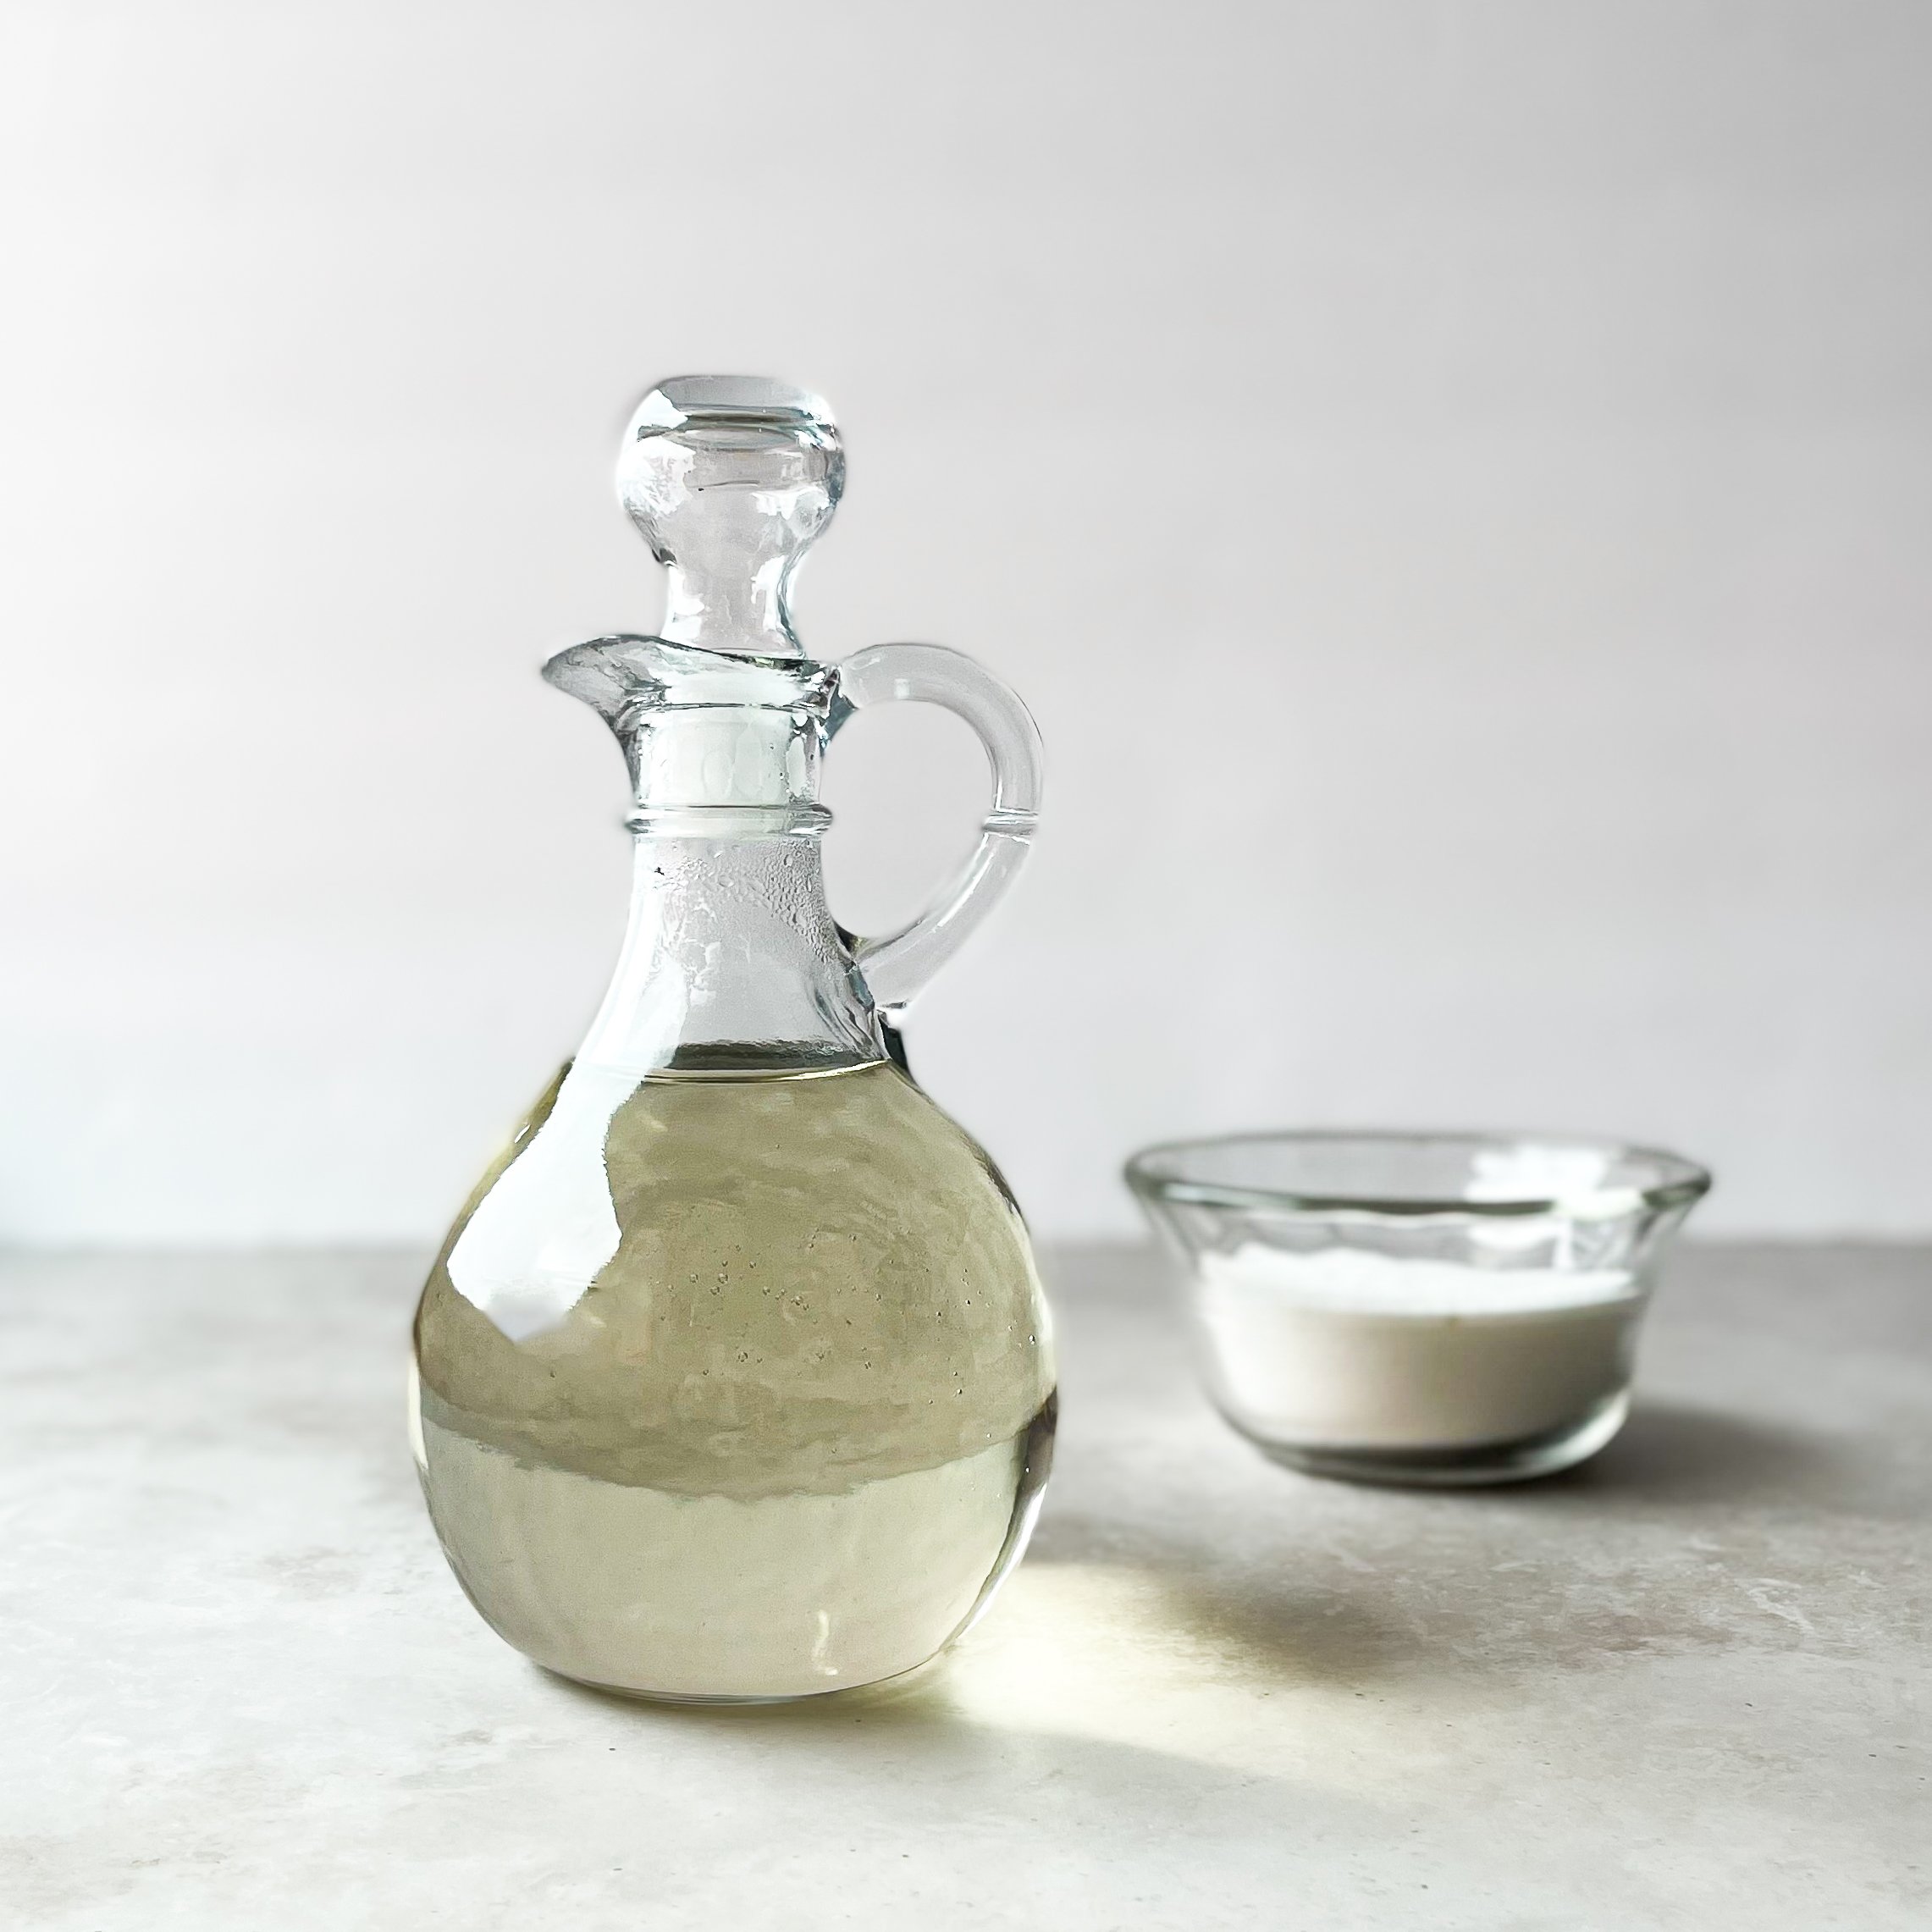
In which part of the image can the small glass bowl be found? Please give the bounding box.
[1125,1131,1711,1487]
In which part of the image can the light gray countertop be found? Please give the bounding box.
[3,1244,1926,1929]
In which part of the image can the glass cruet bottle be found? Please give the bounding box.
[409,375,1055,1703]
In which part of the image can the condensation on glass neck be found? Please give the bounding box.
[581,808,886,1078]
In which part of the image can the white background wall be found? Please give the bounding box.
[3,1,1928,1245]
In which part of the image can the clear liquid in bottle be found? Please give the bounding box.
[414,1058,1054,1699]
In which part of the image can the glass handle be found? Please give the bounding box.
[830,643,1042,1012]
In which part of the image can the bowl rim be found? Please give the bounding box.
[1123,1128,1713,1219]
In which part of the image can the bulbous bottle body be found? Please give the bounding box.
[411,1057,1055,1701]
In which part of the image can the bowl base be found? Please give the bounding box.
[1251,1389,1631,1488]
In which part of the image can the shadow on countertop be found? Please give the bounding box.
[1533,1399,1870,1510]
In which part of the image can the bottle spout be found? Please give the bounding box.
[615,375,844,660]
[544,634,839,825]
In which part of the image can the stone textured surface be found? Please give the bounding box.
[2,1243,1926,1929]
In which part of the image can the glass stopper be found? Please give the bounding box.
[615,375,845,660]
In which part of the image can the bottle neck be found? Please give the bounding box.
[577,833,883,1078]
[660,558,802,658]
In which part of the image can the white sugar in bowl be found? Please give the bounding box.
[1126,1132,1710,1486]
